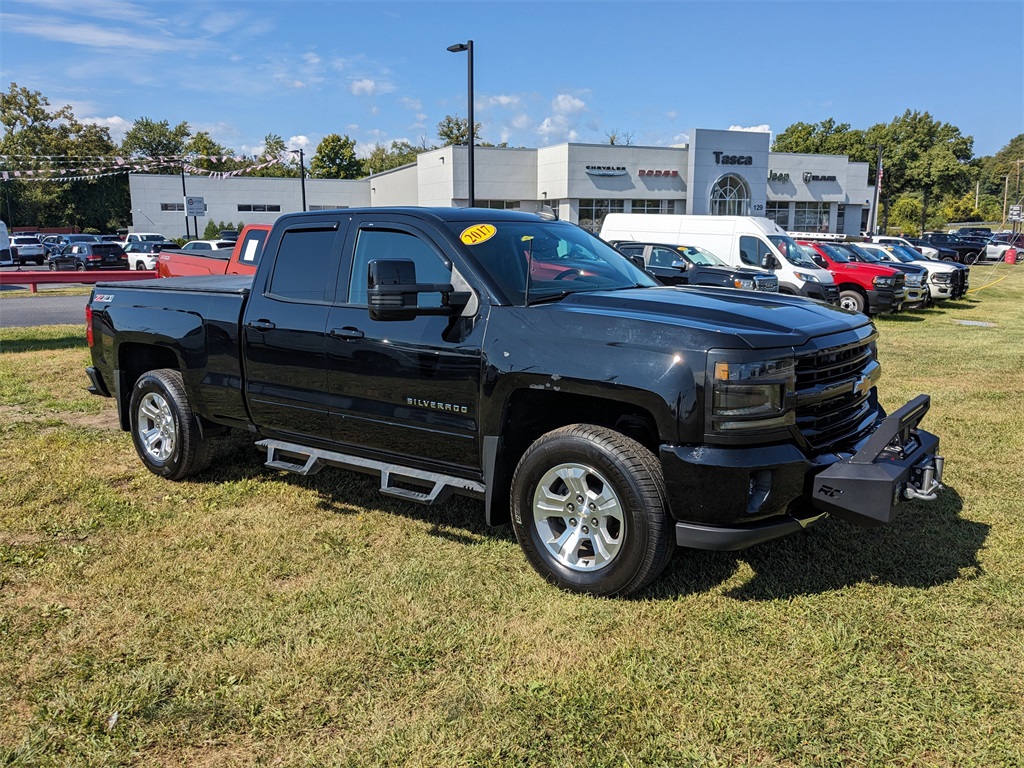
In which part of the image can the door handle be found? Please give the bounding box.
[330,327,364,340]
[246,319,276,331]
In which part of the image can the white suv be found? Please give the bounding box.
[11,235,46,265]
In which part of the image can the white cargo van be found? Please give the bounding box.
[600,214,838,304]
[0,221,12,265]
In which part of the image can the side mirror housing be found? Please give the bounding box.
[626,254,646,270]
[366,259,466,321]
[671,260,690,271]
[762,253,780,271]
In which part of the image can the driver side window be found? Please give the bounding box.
[347,228,452,306]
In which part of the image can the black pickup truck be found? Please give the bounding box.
[85,207,945,597]
[609,241,779,292]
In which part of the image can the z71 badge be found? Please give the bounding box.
[93,294,114,303]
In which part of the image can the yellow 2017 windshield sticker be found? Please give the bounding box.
[460,223,497,245]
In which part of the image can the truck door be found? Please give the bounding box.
[325,215,484,473]
[242,217,348,443]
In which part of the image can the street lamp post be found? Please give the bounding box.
[289,148,307,212]
[869,144,883,236]
[447,40,475,207]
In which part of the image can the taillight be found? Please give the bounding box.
[85,304,94,347]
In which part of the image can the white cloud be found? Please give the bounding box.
[728,124,772,134]
[303,52,321,65]
[401,97,422,111]
[511,113,531,130]
[288,135,311,151]
[81,115,130,142]
[351,79,376,96]
[486,94,520,108]
[552,93,586,114]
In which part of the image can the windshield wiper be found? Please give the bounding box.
[526,290,575,305]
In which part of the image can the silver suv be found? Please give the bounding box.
[11,235,46,265]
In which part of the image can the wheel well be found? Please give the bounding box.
[485,389,661,526]
[116,343,179,427]
[838,283,867,297]
[504,389,659,461]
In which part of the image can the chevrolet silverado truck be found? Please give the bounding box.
[84,208,945,597]
[155,224,271,277]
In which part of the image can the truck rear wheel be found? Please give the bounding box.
[510,424,674,597]
[129,368,212,480]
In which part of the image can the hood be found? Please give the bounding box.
[551,286,869,350]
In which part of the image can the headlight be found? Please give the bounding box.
[905,274,924,287]
[733,278,755,290]
[709,356,796,431]
[873,275,895,288]
[932,272,952,284]
[793,271,820,283]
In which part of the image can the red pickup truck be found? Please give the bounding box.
[156,225,271,278]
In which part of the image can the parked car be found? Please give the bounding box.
[903,237,960,263]
[156,225,271,277]
[864,243,968,301]
[125,232,170,245]
[49,242,129,271]
[123,240,177,270]
[42,233,101,257]
[916,232,981,264]
[610,241,778,291]
[796,239,907,315]
[180,239,235,252]
[219,229,239,241]
[10,235,47,265]
[870,235,942,260]
[983,232,1024,262]
[0,220,11,265]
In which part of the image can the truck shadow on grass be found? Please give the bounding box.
[205,437,985,599]
[0,335,87,353]
[656,487,986,600]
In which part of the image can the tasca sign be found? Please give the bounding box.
[185,196,206,216]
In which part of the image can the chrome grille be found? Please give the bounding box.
[754,275,779,292]
[795,336,877,451]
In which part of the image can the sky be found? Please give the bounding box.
[1,0,1022,162]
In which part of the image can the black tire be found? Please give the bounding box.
[964,251,979,266]
[128,368,212,480]
[839,289,865,314]
[35,258,44,266]
[135,260,145,271]
[75,262,86,272]
[510,424,674,597]
[48,261,56,271]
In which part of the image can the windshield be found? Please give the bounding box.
[768,234,820,268]
[140,234,165,242]
[834,242,881,263]
[890,244,926,262]
[449,219,657,305]
[814,242,849,263]
[677,244,727,267]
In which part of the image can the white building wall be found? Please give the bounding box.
[416,146,457,207]
[128,174,368,238]
[368,163,419,207]
[687,128,771,216]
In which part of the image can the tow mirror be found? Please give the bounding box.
[626,254,645,270]
[366,259,466,321]
[762,254,780,270]
[671,260,690,271]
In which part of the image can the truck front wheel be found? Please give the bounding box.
[839,289,866,314]
[129,368,212,480]
[510,424,674,597]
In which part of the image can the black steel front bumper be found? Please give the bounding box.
[661,394,943,551]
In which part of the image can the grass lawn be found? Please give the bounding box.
[1,263,1022,767]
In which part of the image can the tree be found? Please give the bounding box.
[605,129,635,146]
[121,117,191,169]
[186,131,234,173]
[250,133,296,178]
[308,133,362,179]
[437,114,483,146]
[362,140,424,175]
[772,119,870,162]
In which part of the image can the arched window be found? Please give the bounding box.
[709,175,750,216]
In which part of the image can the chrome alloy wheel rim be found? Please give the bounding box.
[532,462,625,571]
[137,392,176,462]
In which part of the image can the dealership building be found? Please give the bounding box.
[129,128,876,239]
